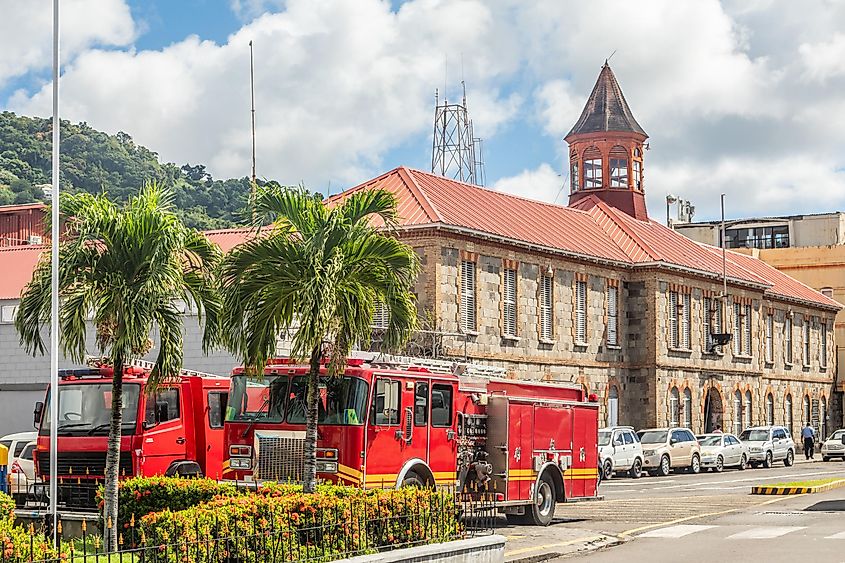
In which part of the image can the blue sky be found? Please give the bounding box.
[3,0,845,221]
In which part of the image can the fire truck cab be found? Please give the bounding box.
[224,356,599,525]
[34,360,229,507]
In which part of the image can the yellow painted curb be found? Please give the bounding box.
[751,478,845,495]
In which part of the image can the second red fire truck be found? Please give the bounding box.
[223,356,600,525]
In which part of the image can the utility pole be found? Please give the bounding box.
[49,0,60,545]
[249,40,257,222]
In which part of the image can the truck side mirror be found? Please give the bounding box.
[33,401,44,429]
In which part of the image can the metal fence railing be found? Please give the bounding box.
[3,489,496,563]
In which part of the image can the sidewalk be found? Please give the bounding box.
[503,524,623,562]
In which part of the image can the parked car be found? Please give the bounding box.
[599,426,644,479]
[739,426,795,468]
[696,433,748,472]
[637,427,701,476]
[0,431,37,464]
[821,429,845,461]
[8,441,37,506]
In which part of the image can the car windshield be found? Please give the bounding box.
[698,436,722,447]
[829,430,845,441]
[226,374,369,426]
[598,431,611,446]
[740,429,770,441]
[637,430,668,444]
[40,383,140,436]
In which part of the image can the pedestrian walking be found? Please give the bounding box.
[801,424,816,460]
[713,424,723,434]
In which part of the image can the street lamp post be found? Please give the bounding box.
[49,0,60,545]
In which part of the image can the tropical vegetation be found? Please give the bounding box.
[220,186,420,492]
[14,184,222,551]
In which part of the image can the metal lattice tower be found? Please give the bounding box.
[431,83,485,186]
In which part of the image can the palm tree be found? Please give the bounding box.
[15,183,222,550]
[221,186,419,493]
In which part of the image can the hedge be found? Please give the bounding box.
[0,492,14,521]
[138,486,461,563]
[0,516,64,561]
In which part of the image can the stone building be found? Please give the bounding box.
[335,63,841,439]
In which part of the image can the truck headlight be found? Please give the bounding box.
[316,461,338,473]
[230,457,252,470]
[229,445,252,457]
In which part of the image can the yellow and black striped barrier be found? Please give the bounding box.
[752,478,845,495]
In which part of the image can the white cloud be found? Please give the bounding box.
[492,163,564,204]
[10,0,521,188]
[229,0,287,21]
[0,0,135,87]
[799,34,845,82]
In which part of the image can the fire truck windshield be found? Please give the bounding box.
[40,383,141,436]
[227,375,368,426]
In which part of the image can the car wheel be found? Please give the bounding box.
[527,473,556,526]
[750,461,759,469]
[738,454,747,470]
[784,449,794,467]
[763,451,773,469]
[823,456,832,462]
[689,454,701,474]
[602,459,614,480]
[714,455,724,473]
[658,454,671,477]
[629,458,642,479]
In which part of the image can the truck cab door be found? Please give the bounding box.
[140,387,188,476]
[364,377,405,488]
[427,382,457,486]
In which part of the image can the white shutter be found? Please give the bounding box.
[765,314,773,362]
[681,293,691,349]
[372,301,389,329]
[785,317,793,364]
[703,297,712,351]
[821,323,828,366]
[540,275,553,340]
[503,268,517,336]
[733,303,741,355]
[460,260,476,332]
[576,280,587,343]
[607,285,618,346]
[743,304,752,355]
[803,318,810,364]
[669,291,678,348]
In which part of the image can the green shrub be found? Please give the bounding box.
[0,517,65,561]
[0,492,14,521]
[139,486,461,563]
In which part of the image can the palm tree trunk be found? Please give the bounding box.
[302,345,321,493]
[103,354,124,552]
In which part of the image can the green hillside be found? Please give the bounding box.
[0,111,262,229]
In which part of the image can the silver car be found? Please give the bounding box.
[739,426,795,468]
[821,429,845,461]
[696,433,748,472]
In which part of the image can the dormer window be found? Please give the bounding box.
[610,146,628,188]
[583,146,602,189]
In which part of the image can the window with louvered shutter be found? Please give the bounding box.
[540,274,553,341]
[803,317,811,365]
[743,304,752,355]
[669,387,680,427]
[766,393,774,425]
[669,291,679,348]
[745,391,752,427]
[503,268,517,336]
[765,314,773,363]
[683,388,692,428]
[821,323,828,367]
[372,301,389,329]
[575,280,587,343]
[733,303,742,355]
[681,293,691,349]
[607,285,618,346]
[703,297,712,350]
[785,317,793,364]
[460,260,476,332]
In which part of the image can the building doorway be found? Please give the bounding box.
[704,387,723,433]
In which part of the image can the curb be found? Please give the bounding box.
[751,478,845,495]
[506,534,623,563]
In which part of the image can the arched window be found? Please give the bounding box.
[609,146,628,188]
[683,388,692,429]
[785,394,794,437]
[583,147,602,189]
[733,391,742,435]
[803,395,811,427]
[570,152,579,192]
[744,390,753,428]
[766,393,774,426]
[607,386,619,427]
[820,396,827,441]
[669,387,680,427]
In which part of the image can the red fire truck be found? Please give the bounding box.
[223,356,600,525]
[34,360,229,507]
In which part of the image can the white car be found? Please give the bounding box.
[0,431,37,465]
[696,433,748,472]
[599,426,644,479]
[9,441,37,506]
[739,426,795,468]
[821,429,845,461]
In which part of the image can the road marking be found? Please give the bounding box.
[618,495,794,537]
[825,531,845,540]
[639,524,715,538]
[504,534,617,557]
[606,469,845,493]
[727,526,805,539]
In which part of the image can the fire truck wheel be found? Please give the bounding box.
[602,459,614,480]
[401,472,428,488]
[527,474,556,526]
[629,458,642,479]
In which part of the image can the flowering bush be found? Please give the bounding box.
[0,517,65,561]
[0,492,14,521]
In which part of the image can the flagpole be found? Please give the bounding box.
[50,0,60,544]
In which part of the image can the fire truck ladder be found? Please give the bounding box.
[361,353,507,378]
[85,356,229,380]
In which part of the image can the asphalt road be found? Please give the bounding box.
[502,457,845,561]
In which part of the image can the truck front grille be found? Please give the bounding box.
[255,430,306,482]
[37,451,133,478]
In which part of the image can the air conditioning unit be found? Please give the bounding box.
[28,235,43,245]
